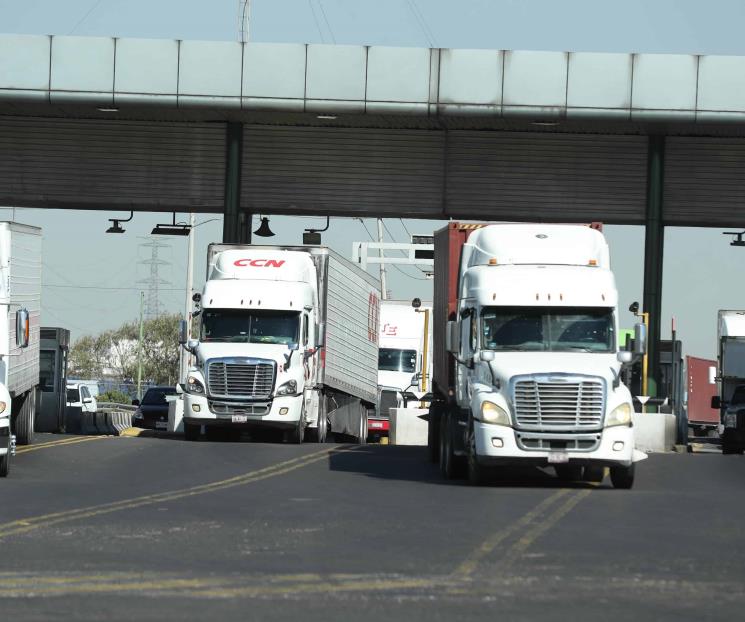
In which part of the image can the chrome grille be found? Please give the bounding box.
[513,377,605,429]
[207,360,276,399]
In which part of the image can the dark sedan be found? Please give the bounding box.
[132,386,178,430]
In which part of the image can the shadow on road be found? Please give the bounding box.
[328,444,611,490]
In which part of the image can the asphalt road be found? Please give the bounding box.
[1,433,743,621]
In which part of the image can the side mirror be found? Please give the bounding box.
[315,323,326,348]
[289,342,299,351]
[446,321,458,354]
[711,395,721,410]
[480,350,495,363]
[178,319,188,345]
[15,308,29,348]
[132,399,140,407]
[187,339,199,352]
[634,322,647,355]
[616,351,633,365]
[83,397,93,404]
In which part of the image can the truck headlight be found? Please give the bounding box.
[478,401,511,426]
[276,380,298,396]
[606,403,632,427]
[0,401,6,414]
[186,375,205,394]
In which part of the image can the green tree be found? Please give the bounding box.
[68,313,182,386]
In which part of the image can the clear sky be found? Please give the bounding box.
[2,0,745,359]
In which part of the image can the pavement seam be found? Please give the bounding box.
[0,446,344,539]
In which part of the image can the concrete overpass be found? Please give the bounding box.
[4,33,745,390]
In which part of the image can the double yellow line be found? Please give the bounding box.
[453,487,593,582]
[0,446,340,539]
[15,436,106,455]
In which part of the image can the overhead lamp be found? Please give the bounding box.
[106,210,134,234]
[152,212,191,236]
[254,216,275,238]
[303,215,329,245]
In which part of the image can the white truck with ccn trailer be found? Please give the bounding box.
[181,244,380,443]
[0,223,42,476]
[429,222,646,488]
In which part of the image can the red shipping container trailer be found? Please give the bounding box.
[686,355,719,430]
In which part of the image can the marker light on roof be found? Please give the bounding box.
[489,258,498,266]
[589,259,598,266]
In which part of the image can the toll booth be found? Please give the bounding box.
[37,327,70,432]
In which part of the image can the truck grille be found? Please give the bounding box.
[513,377,605,430]
[207,359,276,399]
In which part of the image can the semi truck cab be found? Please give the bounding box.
[434,223,647,488]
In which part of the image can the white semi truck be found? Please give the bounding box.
[373,299,432,435]
[712,310,745,454]
[0,223,42,476]
[180,244,380,443]
[429,222,646,488]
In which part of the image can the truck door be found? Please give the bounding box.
[456,308,477,406]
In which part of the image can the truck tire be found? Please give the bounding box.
[354,403,367,445]
[439,413,464,479]
[284,412,305,444]
[184,423,200,441]
[15,393,34,446]
[610,464,635,489]
[307,393,328,443]
[0,433,10,477]
[427,403,442,464]
[467,424,489,486]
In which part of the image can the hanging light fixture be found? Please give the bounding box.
[253,216,275,237]
[106,210,134,234]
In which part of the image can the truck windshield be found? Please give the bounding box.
[481,307,614,353]
[201,309,300,345]
[731,386,745,405]
[378,348,417,373]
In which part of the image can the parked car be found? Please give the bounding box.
[133,386,178,430]
[66,382,97,414]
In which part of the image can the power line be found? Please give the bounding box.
[308,0,326,42]
[68,0,105,35]
[358,218,429,282]
[43,284,185,292]
[405,0,435,48]
[317,1,337,44]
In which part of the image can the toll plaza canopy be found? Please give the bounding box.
[2,34,745,228]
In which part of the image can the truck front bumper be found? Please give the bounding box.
[182,393,304,430]
[474,422,636,468]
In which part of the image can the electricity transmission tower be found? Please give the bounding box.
[138,238,171,320]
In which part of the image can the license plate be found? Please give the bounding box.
[155,421,167,430]
[231,415,248,424]
[370,421,384,429]
[547,452,569,464]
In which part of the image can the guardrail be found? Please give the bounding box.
[68,402,136,436]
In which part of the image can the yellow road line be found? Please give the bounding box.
[498,489,592,568]
[15,436,106,454]
[451,489,570,580]
[0,571,441,599]
[0,446,341,539]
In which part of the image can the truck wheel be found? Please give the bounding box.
[427,403,442,464]
[184,423,200,441]
[467,430,489,486]
[439,413,464,479]
[610,464,635,489]
[0,433,10,477]
[307,393,328,443]
[582,465,605,484]
[284,415,304,444]
[555,465,582,482]
[14,393,34,446]
[355,403,367,445]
